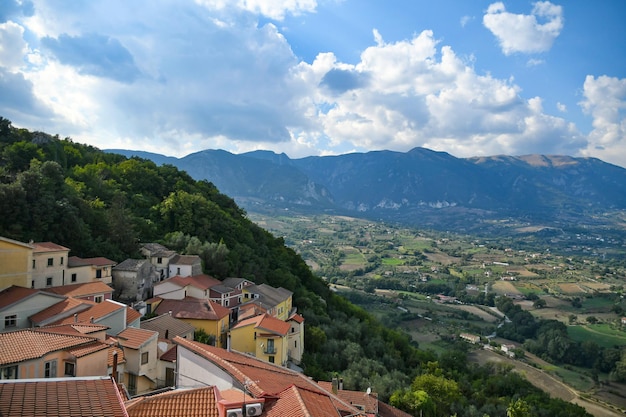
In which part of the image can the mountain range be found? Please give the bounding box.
[107,147,626,235]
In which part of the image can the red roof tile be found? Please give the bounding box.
[29,297,92,326]
[32,241,70,253]
[165,274,221,290]
[52,299,126,326]
[126,307,142,324]
[125,386,218,417]
[154,297,230,321]
[35,323,109,336]
[117,327,157,350]
[317,381,379,414]
[173,338,363,417]
[0,286,39,310]
[160,345,177,362]
[0,376,128,417]
[232,313,290,336]
[67,340,110,358]
[288,313,305,324]
[0,329,98,365]
[44,281,114,298]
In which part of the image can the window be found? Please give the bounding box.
[266,339,275,354]
[46,277,52,286]
[47,258,53,266]
[44,360,57,378]
[71,273,77,283]
[32,260,35,269]
[4,315,17,329]
[157,257,162,264]
[64,362,75,376]
[94,295,103,303]
[31,280,34,289]
[176,267,181,275]
[268,356,275,363]
[96,269,102,279]
[0,365,18,380]
[224,299,229,307]
[141,352,149,364]
[128,374,137,396]
[60,257,64,265]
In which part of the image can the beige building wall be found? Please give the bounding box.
[0,237,32,290]
[32,248,69,289]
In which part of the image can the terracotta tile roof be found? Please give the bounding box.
[140,313,195,340]
[165,274,222,290]
[67,256,116,267]
[232,313,290,336]
[173,338,362,417]
[154,297,230,321]
[44,281,114,298]
[288,313,305,324]
[29,297,92,326]
[264,384,349,417]
[160,345,177,362]
[317,382,379,414]
[114,258,149,271]
[0,376,128,417]
[0,329,98,365]
[51,299,126,326]
[32,241,70,253]
[117,327,158,350]
[67,340,110,358]
[0,285,39,310]
[125,386,218,417]
[35,323,109,336]
[126,307,142,325]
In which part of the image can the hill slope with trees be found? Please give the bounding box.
[0,117,592,416]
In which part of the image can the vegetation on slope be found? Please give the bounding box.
[0,117,593,416]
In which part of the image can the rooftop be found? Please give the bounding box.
[117,327,158,350]
[32,241,70,253]
[43,281,114,298]
[0,376,128,417]
[154,297,230,321]
[140,313,195,340]
[125,386,218,417]
[0,329,98,365]
[231,313,290,336]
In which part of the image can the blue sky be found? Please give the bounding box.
[1,1,625,167]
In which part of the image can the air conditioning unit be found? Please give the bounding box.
[246,403,263,416]
[226,409,243,417]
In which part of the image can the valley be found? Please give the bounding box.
[249,211,626,416]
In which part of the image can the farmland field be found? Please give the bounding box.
[567,325,626,348]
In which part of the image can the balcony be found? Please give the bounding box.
[263,346,277,355]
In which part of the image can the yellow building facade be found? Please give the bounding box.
[0,237,33,290]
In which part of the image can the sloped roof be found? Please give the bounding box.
[140,313,195,340]
[0,329,98,365]
[243,284,292,307]
[67,340,110,358]
[162,274,221,291]
[231,313,290,336]
[170,254,201,266]
[32,241,70,253]
[68,256,117,268]
[154,297,230,321]
[160,345,177,362]
[51,299,126,326]
[117,327,158,350]
[222,277,254,289]
[125,386,218,417]
[35,323,109,336]
[0,285,64,311]
[173,338,363,417]
[126,307,142,325]
[0,376,128,417]
[108,345,126,366]
[44,281,114,298]
[29,297,92,326]
[317,381,379,414]
[113,259,149,271]
[288,313,304,324]
[264,384,344,417]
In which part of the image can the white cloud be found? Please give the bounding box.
[195,0,317,20]
[483,1,563,55]
[579,75,626,167]
[460,15,474,27]
[556,102,566,112]
[0,21,27,70]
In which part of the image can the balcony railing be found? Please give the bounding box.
[263,346,277,354]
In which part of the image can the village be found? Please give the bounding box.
[0,235,410,417]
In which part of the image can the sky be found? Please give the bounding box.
[1,1,626,167]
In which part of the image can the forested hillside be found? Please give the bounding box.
[0,117,591,416]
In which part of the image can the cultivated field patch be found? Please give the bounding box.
[558,282,586,294]
[492,280,522,295]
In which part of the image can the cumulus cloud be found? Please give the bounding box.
[483,1,563,55]
[195,0,317,20]
[579,75,626,167]
[0,21,27,70]
[41,33,141,83]
[291,30,584,158]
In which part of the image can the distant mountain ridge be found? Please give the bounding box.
[107,147,626,233]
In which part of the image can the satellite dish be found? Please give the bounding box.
[366,387,371,395]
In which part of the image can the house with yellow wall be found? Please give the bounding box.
[116,327,159,396]
[240,284,293,321]
[152,296,230,348]
[0,236,33,290]
[229,313,290,366]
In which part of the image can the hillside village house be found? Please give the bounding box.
[140,243,177,280]
[112,258,159,303]
[169,254,203,278]
[286,312,305,365]
[114,327,159,396]
[0,286,66,332]
[67,256,116,286]
[0,236,116,290]
[43,281,114,303]
[152,297,230,348]
[239,284,293,321]
[229,313,291,366]
[0,329,109,380]
[0,236,33,289]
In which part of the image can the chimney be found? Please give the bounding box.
[339,378,343,390]
[331,377,338,394]
[168,310,172,316]
[90,317,94,323]
[74,313,78,323]
[111,351,118,383]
